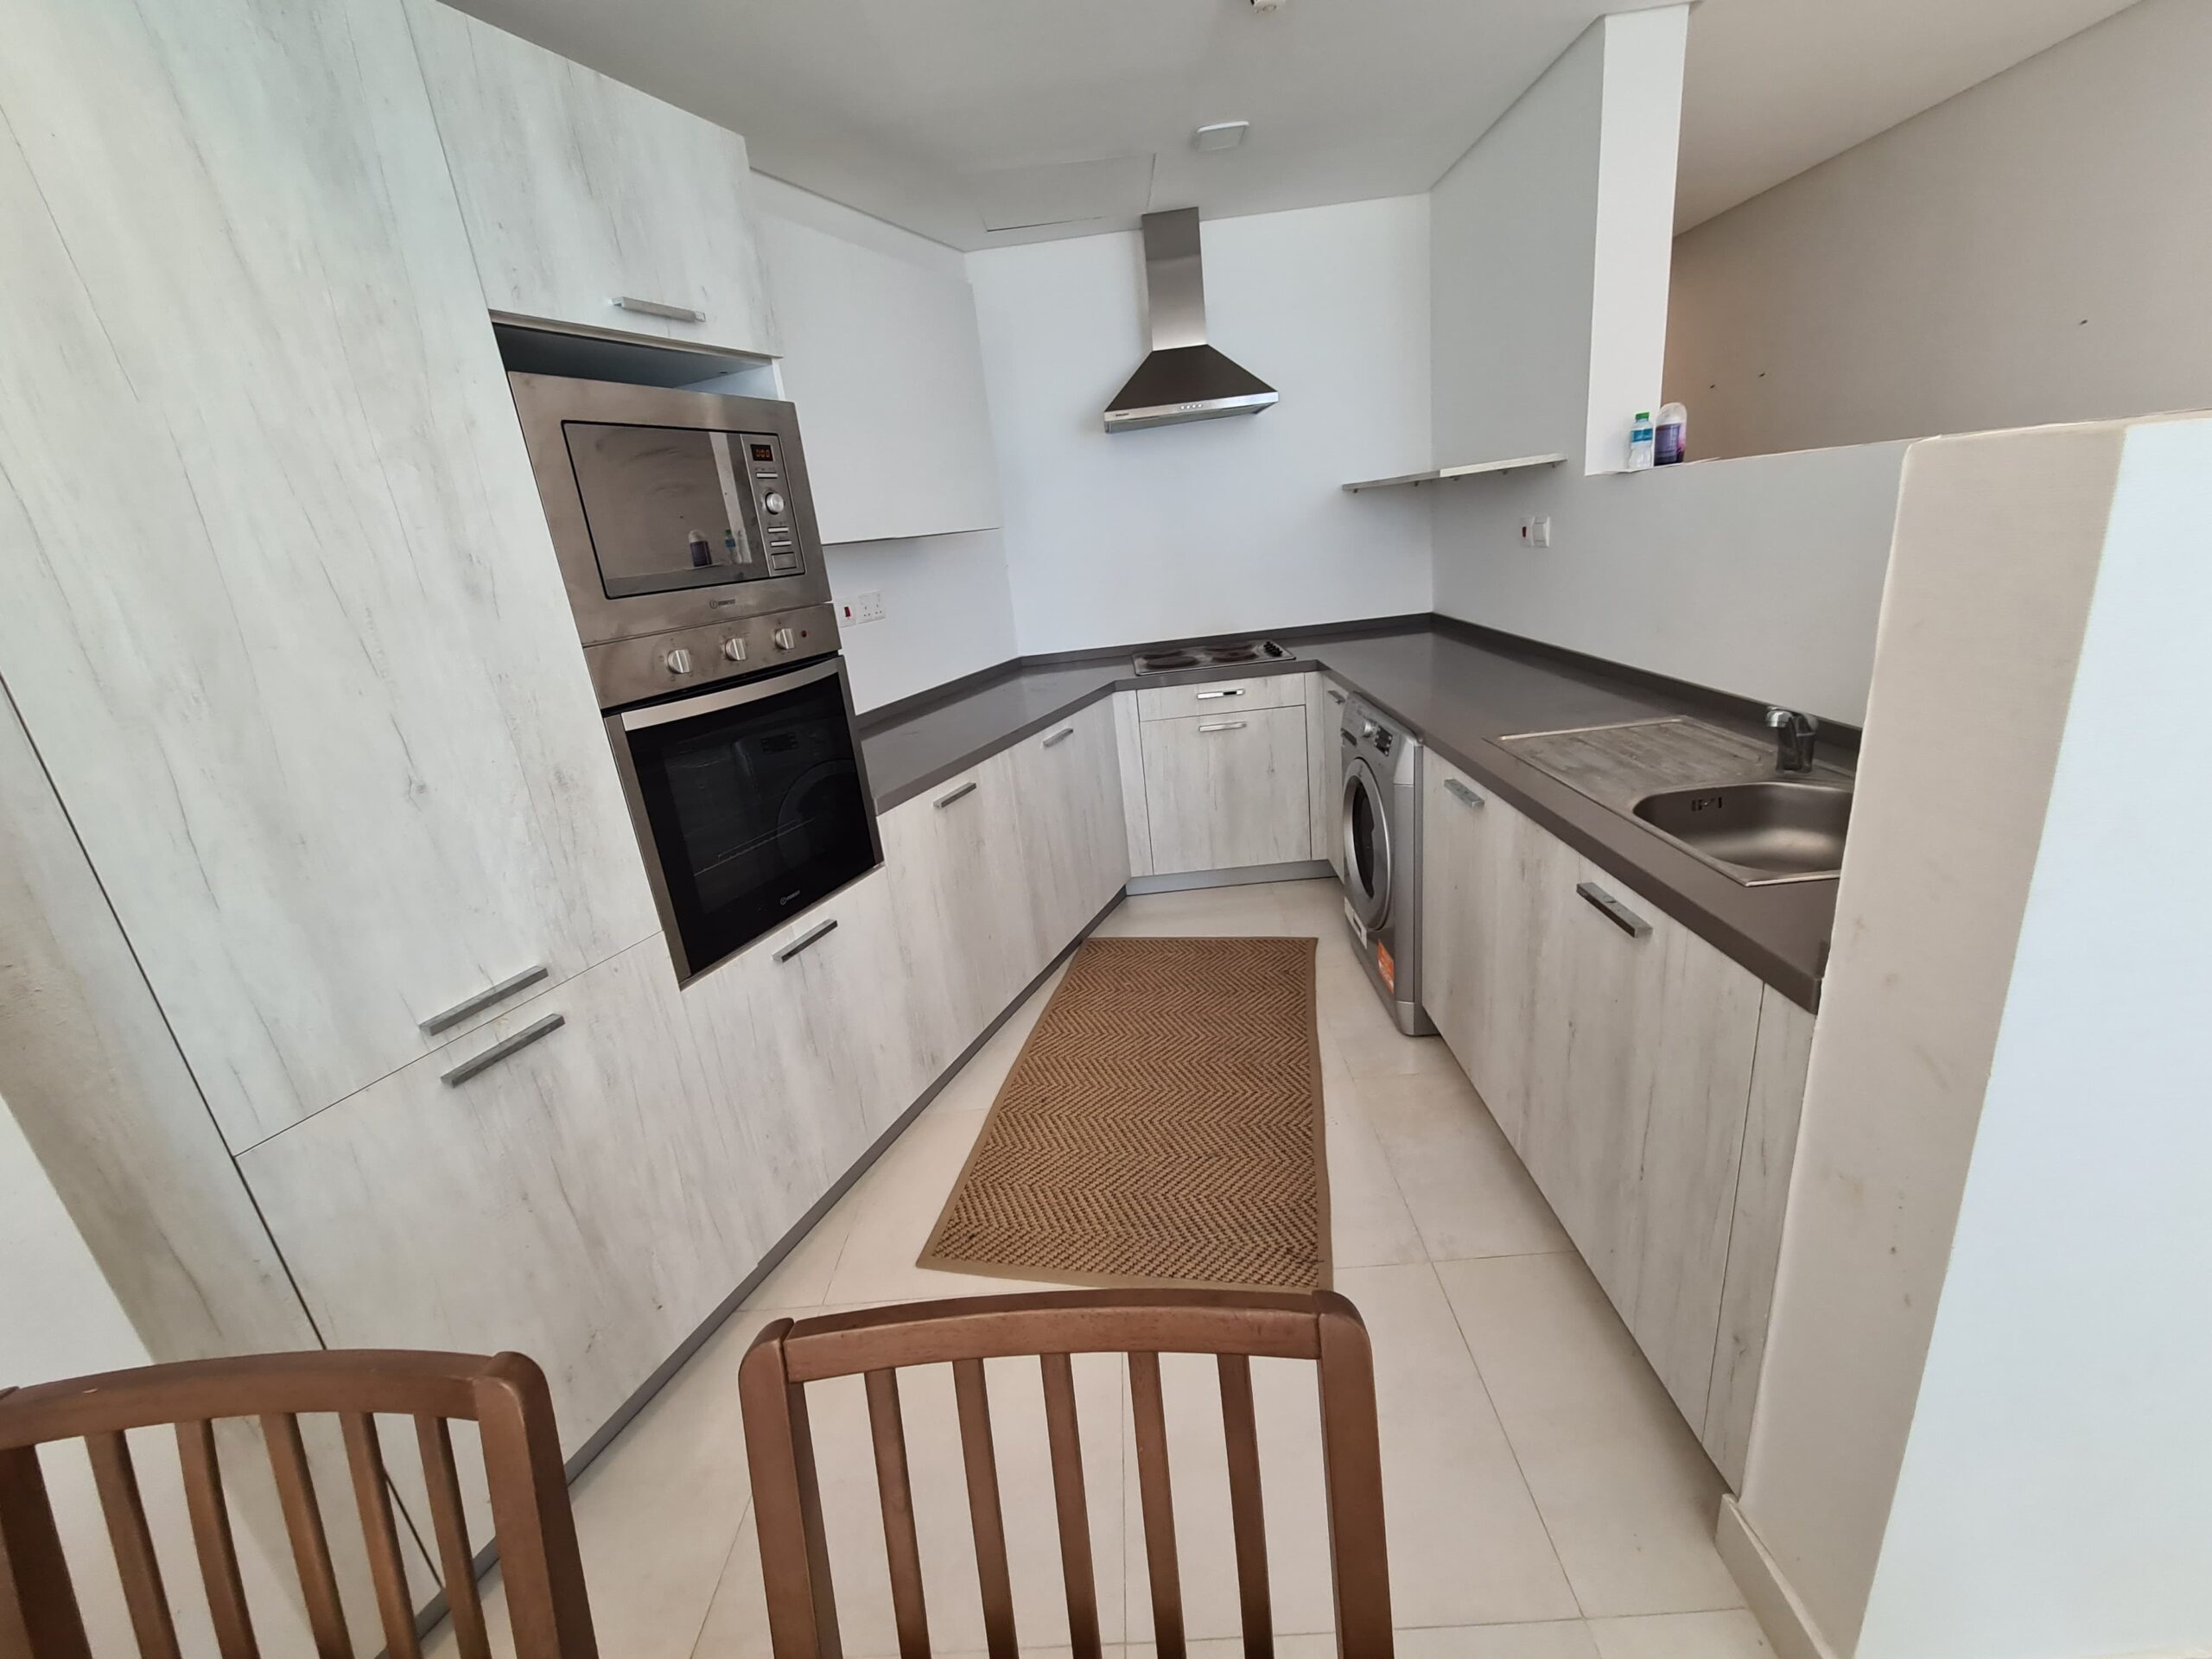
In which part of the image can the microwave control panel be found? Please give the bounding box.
[740,434,803,576]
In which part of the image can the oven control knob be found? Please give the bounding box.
[762,489,787,517]
[772,626,796,651]
[721,637,747,664]
[664,647,694,676]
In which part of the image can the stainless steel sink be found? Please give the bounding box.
[1630,780,1852,884]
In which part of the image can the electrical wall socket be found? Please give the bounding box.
[837,590,887,626]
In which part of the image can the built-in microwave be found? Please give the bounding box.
[508,372,882,982]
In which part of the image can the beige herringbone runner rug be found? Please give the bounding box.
[918,935,1329,1292]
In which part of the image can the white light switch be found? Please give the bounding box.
[1522,516,1553,550]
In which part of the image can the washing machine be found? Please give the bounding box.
[1337,696,1434,1037]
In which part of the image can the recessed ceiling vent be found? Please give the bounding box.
[1103,208,1278,433]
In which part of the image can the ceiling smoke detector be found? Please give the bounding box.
[1194,121,1249,152]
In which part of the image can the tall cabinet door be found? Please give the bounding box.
[1012,698,1129,966]
[405,0,779,357]
[1308,675,1348,874]
[0,0,658,1151]
[1520,857,1763,1428]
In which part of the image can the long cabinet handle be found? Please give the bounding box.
[1576,881,1652,939]
[1195,688,1245,700]
[1326,689,1346,704]
[934,780,979,809]
[1198,721,1249,733]
[442,1014,564,1087]
[612,295,707,324]
[1443,778,1485,809]
[773,918,840,963]
[1042,726,1076,748]
[420,965,549,1036]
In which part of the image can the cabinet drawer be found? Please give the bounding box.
[1137,672,1309,722]
[1141,705,1313,875]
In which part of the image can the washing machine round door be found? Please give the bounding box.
[1341,759,1393,931]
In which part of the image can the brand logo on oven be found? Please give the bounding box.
[779,890,804,908]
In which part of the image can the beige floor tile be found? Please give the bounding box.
[741,1193,857,1310]
[1341,1265,1579,1629]
[1434,1255,1739,1619]
[1359,1072,1572,1262]
[1586,1610,1774,1657]
[1397,1623,1602,1659]
[1094,883,1298,938]
[1325,1104,1429,1270]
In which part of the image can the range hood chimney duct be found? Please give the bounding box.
[1103,207,1278,432]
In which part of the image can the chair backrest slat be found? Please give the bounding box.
[861,1371,930,1659]
[1126,1351,1185,1659]
[175,1420,260,1659]
[950,1361,1015,1659]
[259,1412,352,1659]
[741,1290,1393,1659]
[337,1415,422,1659]
[0,1352,597,1659]
[86,1430,185,1659]
[1215,1355,1273,1659]
[413,1415,489,1659]
[1036,1354,1099,1659]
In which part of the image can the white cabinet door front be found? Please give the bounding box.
[1013,699,1128,964]
[0,0,659,1151]
[1308,675,1348,874]
[1141,707,1313,876]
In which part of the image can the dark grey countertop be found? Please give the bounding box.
[858,619,1839,1010]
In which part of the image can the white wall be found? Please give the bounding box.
[1851,414,2212,1659]
[749,176,1021,709]
[1432,442,1906,724]
[968,194,1433,654]
[1667,0,2212,462]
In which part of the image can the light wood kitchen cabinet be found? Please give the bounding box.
[0,0,660,1153]
[405,0,779,357]
[1308,673,1349,874]
[240,938,762,1459]
[1141,706,1313,876]
[1517,856,1764,1433]
[1012,699,1129,965]
[1136,674,1310,723]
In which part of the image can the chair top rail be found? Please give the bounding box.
[0,1351,518,1449]
[775,1289,1351,1383]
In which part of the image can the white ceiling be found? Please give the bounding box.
[449,0,2141,251]
[1677,0,2140,230]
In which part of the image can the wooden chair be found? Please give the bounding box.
[0,1350,596,1659]
[740,1287,1393,1659]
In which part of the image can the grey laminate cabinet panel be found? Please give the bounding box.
[404,0,779,356]
[1113,691,1156,879]
[1141,706,1313,876]
[0,0,660,1151]
[1308,673,1346,875]
[1013,697,1128,966]
[779,867,943,1140]
[1136,674,1309,723]
[241,938,760,1454]
[1703,988,1815,1488]
[1519,857,1764,1430]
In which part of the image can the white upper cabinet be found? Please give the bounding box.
[405,0,779,357]
[757,194,1001,544]
[0,0,659,1150]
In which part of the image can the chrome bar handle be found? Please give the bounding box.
[1195,688,1246,700]
[1198,721,1249,733]
[1326,689,1346,704]
[442,1014,564,1087]
[612,295,707,324]
[1443,778,1485,809]
[1042,727,1076,748]
[934,780,979,809]
[1576,881,1651,939]
[773,918,839,963]
[420,965,549,1036]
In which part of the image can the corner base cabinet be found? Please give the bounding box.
[1420,757,1815,1485]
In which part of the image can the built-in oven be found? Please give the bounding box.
[508,370,882,982]
[607,657,880,984]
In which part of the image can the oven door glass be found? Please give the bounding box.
[565,422,772,598]
[615,659,878,980]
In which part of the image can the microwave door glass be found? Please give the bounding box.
[563,422,765,598]
[624,667,877,977]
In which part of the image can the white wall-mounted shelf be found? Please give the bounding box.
[1342,453,1568,493]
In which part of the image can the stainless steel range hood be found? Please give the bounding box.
[1103,207,1278,432]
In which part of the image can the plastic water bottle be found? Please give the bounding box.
[1627,411,1656,470]
[1656,402,1688,467]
